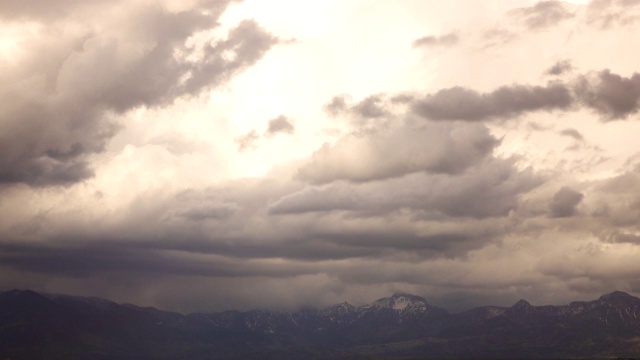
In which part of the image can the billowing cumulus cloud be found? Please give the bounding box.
[0,0,276,187]
[297,121,499,183]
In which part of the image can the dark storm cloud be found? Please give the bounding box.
[412,33,459,47]
[0,0,276,187]
[559,128,584,141]
[0,149,543,281]
[265,115,295,136]
[546,60,574,76]
[0,242,314,278]
[574,70,640,120]
[297,122,500,183]
[510,1,574,29]
[411,83,573,121]
[0,158,97,187]
[549,186,584,218]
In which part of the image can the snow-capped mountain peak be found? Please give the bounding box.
[322,301,356,316]
[364,293,430,313]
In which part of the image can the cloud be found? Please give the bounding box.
[0,1,276,187]
[575,70,640,120]
[411,83,573,121]
[296,121,500,184]
[602,230,640,244]
[235,130,260,152]
[511,0,574,29]
[323,94,393,123]
[559,128,584,141]
[405,68,640,123]
[0,242,313,279]
[265,115,294,136]
[546,60,574,76]
[350,94,390,119]
[412,33,459,47]
[324,95,351,117]
[549,186,584,218]
[481,28,518,48]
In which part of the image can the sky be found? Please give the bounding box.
[1,0,640,313]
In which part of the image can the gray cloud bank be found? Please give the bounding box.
[408,69,640,122]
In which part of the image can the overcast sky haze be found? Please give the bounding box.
[2,0,640,313]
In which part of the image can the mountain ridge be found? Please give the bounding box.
[2,289,640,359]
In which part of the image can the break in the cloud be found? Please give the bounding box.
[2,0,640,313]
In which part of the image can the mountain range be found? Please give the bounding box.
[2,289,640,359]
